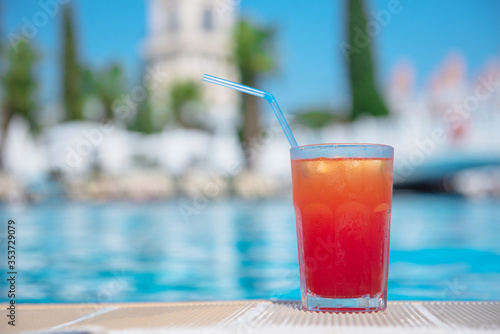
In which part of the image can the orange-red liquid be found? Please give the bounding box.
[291,157,393,298]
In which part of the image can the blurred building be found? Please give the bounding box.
[143,0,240,132]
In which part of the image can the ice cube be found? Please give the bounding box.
[373,203,390,213]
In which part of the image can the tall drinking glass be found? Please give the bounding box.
[290,144,394,312]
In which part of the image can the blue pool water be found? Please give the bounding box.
[1,194,499,303]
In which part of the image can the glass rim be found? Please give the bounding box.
[290,143,393,152]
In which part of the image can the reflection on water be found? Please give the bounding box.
[1,194,499,303]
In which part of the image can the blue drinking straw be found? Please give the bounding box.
[202,74,298,148]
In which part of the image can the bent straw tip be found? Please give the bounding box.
[263,91,276,103]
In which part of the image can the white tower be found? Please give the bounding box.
[144,0,240,131]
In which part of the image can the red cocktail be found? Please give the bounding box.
[291,144,393,312]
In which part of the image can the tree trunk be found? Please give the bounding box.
[242,91,260,170]
[103,98,114,120]
[174,107,194,129]
[0,107,14,170]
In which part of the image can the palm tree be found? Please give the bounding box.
[0,40,39,169]
[234,19,275,168]
[128,97,157,134]
[95,63,125,120]
[76,63,125,121]
[346,0,389,120]
[170,81,203,129]
[128,86,157,134]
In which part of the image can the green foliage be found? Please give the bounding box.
[79,65,96,97]
[234,19,275,85]
[62,3,83,121]
[171,81,200,112]
[346,0,389,120]
[294,109,337,129]
[77,63,125,120]
[95,63,125,120]
[170,81,203,129]
[128,91,157,134]
[0,39,39,169]
[234,19,275,168]
[2,39,39,134]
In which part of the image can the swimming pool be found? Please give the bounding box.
[1,194,499,303]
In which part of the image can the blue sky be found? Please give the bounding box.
[2,0,500,112]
